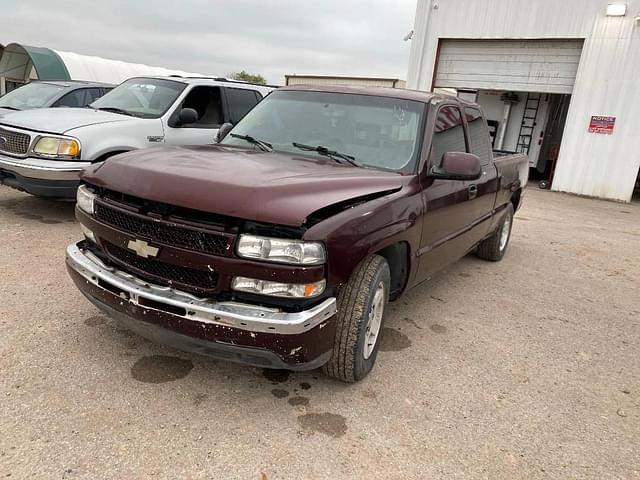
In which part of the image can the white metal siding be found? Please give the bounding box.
[408,0,640,202]
[435,39,583,94]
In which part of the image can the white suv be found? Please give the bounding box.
[0,76,273,197]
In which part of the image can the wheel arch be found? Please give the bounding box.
[93,150,132,163]
[373,241,410,301]
[511,188,523,212]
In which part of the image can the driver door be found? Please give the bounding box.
[416,104,479,281]
[163,86,225,146]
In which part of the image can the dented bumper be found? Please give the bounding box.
[65,242,337,370]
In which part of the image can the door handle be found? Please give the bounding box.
[468,184,478,200]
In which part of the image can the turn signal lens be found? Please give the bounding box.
[76,185,96,214]
[232,276,326,298]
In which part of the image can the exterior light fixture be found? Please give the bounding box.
[606,3,627,16]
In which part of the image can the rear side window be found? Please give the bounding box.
[84,88,103,104]
[465,107,492,165]
[430,105,466,167]
[226,88,261,124]
[55,89,88,107]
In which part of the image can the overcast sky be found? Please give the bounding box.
[1,0,417,84]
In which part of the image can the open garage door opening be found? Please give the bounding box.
[433,39,583,189]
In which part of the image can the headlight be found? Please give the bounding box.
[33,136,80,158]
[232,276,326,298]
[237,235,326,265]
[76,185,96,214]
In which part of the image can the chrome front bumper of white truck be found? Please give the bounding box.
[0,153,90,197]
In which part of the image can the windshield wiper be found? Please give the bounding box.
[230,133,272,152]
[292,142,361,167]
[0,106,20,111]
[95,107,137,117]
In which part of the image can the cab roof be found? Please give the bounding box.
[277,84,480,108]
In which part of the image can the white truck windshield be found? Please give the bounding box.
[90,78,185,118]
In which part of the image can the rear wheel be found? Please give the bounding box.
[322,255,390,383]
[476,203,514,262]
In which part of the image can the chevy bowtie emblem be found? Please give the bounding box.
[127,239,159,258]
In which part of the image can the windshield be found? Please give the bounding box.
[90,78,185,118]
[0,83,65,110]
[221,90,426,173]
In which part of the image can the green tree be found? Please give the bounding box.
[229,70,267,85]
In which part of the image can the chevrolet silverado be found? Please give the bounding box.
[66,85,528,382]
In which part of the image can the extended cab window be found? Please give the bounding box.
[430,106,467,168]
[226,88,261,124]
[465,107,492,165]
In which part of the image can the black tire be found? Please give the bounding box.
[322,255,390,383]
[476,203,514,262]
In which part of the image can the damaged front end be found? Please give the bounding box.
[66,186,342,370]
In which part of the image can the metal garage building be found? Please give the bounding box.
[285,74,406,88]
[407,0,640,202]
[0,42,202,96]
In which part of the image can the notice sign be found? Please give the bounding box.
[588,115,616,134]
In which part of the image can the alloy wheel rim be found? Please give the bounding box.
[500,211,512,251]
[363,281,385,360]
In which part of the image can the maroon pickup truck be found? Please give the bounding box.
[66,85,528,382]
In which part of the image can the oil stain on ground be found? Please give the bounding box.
[271,388,289,398]
[430,324,448,334]
[378,328,411,352]
[131,355,194,383]
[288,396,309,406]
[84,316,107,326]
[16,212,62,224]
[297,412,347,438]
[263,369,290,383]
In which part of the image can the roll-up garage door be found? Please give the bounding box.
[434,39,583,94]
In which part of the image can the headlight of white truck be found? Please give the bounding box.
[232,277,326,298]
[32,136,81,159]
[76,185,96,214]
[236,234,326,265]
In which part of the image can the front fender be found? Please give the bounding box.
[304,179,423,289]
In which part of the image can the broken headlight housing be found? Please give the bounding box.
[76,184,96,214]
[236,234,326,265]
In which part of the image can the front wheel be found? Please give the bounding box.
[476,203,514,262]
[322,255,390,383]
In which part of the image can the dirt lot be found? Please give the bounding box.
[0,186,638,480]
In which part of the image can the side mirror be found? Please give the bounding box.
[178,108,199,125]
[216,122,233,143]
[430,152,482,181]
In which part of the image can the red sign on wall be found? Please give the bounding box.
[588,115,616,134]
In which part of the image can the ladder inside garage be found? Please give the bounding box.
[516,93,541,154]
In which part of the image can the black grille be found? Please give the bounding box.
[95,202,230,256]
[0,127,31,155]
[103,241,219,292]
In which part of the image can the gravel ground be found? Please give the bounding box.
[1,186,638,480]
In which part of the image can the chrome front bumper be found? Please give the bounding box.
[65,243,337,335]
[0,153,89,181]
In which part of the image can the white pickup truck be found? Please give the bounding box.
[0,76,273,197]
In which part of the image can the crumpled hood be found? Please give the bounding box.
[0,108,132,135]
[82,145,405,226]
